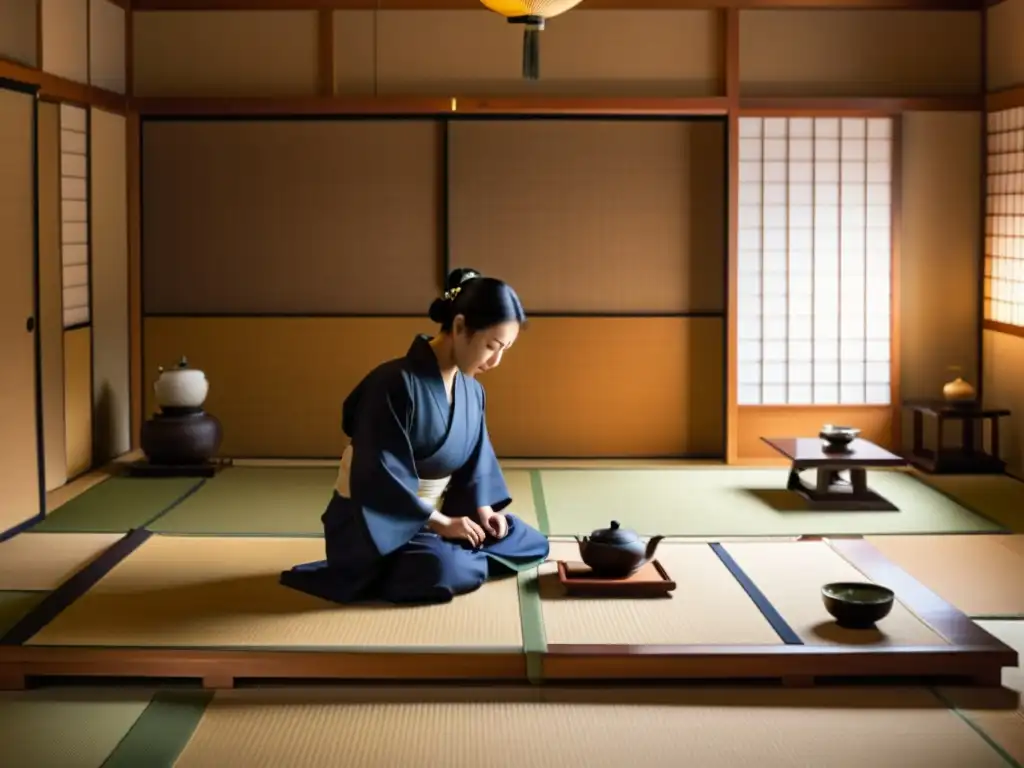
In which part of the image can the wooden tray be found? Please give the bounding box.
[556,559,676,598]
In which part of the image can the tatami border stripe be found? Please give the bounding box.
[929,687,1024,768]
[0,527,154,646]
[523,469,551,682]
[101,690,213,768]
[140,478,211,528]
[517,568,548,685]
[709,543,803,646]
[0,513,46,544]
[529,470,551,536]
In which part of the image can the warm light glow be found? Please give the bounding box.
[60,103,90,329]
[986,107,1024,327]
[478,0,584,18]
[737,116,893,406]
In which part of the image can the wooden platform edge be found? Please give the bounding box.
[542,643,1013,686]
[0,648,528,690]
[0,642,1010,691]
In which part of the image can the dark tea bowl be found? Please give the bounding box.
[822,581,894,629]
[820,425,860,452]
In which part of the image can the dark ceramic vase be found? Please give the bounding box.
[141,410,223,465]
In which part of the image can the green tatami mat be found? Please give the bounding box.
[539,468,1004,537]
[0,688,152,768]
[149,466,336,534]
[32,477,204,533]
[0,590,47,636]
[148,466,542,535]
[919,473,1024,533]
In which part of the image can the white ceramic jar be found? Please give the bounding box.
[154,356,209,409]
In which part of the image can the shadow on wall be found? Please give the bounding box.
[93,382,114,467]
[686,123,726,452]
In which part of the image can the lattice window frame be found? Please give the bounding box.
[60,103,90,329]
[985,107,1024,328]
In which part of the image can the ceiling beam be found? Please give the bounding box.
[131,0,984,12]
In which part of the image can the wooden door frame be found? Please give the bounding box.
[0,76,47,542]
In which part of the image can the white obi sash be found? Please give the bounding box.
[335,444,451,512]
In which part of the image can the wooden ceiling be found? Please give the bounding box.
[130,0,986,12]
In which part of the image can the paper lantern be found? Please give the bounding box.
[479,0,585,80]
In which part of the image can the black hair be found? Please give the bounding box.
[428,267,527,333]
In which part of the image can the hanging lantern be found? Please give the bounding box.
[479,1,586,80]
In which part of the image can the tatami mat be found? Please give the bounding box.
[45,470,114,514]
[865,535,1024,618]
[0,688,152,768]
[942,619,1024,766]
[148,466,541,535]
[538,541,781,646]
[0,532,121,590]
[148,467,334,535]
[170,686,1010,768]
[26,534,523,650]
[503,469,541,529]
[920,473,1024,532]
[538,468,1003,537]
[32,476,203,533]
[953,704,1024,768]
[722,541,948,646]
[0,590,47,636]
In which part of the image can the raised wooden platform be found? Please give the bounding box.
[0,536,1015,690]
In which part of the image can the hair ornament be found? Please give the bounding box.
[443,286,462,302]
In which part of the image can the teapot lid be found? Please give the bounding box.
[589,520,637,546]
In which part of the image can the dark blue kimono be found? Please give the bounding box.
[280,335,550,605]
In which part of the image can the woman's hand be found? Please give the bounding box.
[429,514,487,548]
[478,506,509,540]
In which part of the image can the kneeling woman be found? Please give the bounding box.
[281,268,550,604]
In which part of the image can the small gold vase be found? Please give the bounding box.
[942,367,976,403]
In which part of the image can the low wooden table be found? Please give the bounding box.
[904,400,1010,475]
[761,437,908,511]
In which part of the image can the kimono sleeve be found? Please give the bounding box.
[347,372,434,556]
[445,386,512,516]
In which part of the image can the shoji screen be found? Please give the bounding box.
[736,116,894,406]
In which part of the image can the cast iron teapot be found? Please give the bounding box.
[575,520,664,579]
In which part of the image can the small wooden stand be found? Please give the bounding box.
[125,459,219,478]
[905,401,1009,475]
[557,560,676,598]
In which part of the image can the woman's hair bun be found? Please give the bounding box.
[446,267,482,291]
[428,296,450,324]
[428,267,486,325]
